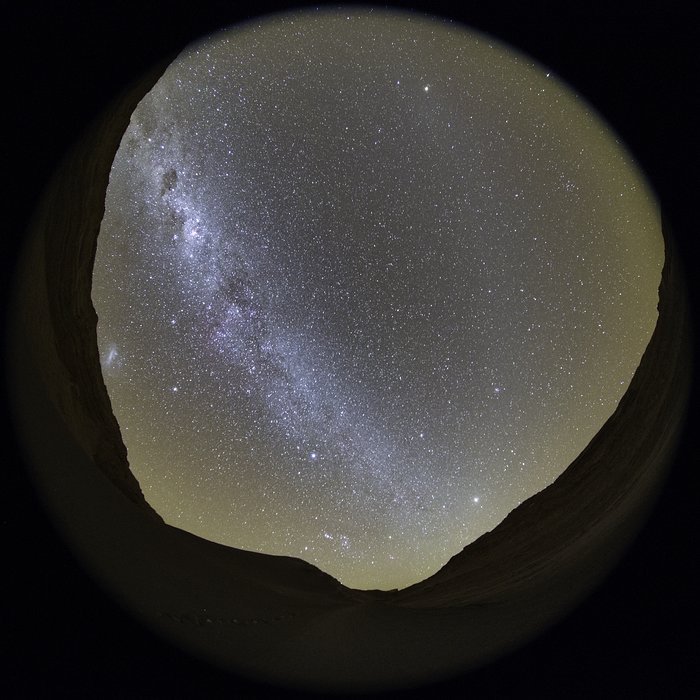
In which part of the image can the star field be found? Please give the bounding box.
[92,9,663,590]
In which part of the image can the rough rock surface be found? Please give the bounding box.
[386,226,691,609]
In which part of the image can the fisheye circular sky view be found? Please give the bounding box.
[93,8,662,590]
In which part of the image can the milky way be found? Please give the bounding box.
[92,9,663,590]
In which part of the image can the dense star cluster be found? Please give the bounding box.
[92,9,662,590]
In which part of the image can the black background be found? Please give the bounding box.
[4,1,698,697]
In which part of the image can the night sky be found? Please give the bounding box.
[92,9,662,590]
